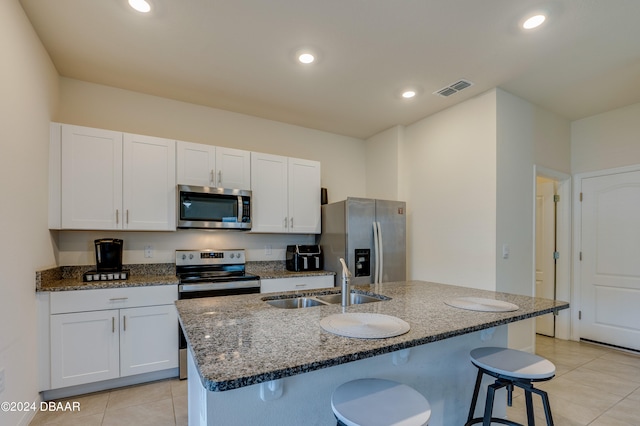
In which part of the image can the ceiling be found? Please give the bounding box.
[19,0,640,139]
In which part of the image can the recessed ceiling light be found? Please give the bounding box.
[522,14,546,30]
[298,52,315,64]
[401,90,416,99]
[128,0,151,13]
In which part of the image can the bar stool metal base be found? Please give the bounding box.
[465,367,554,426]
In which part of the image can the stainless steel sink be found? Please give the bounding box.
[263,291,388,309]
[315,293,384,305]
[265,297,325,309]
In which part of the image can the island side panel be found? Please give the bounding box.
[190,326,508,426]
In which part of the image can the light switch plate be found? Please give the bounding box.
[502,244,510,259]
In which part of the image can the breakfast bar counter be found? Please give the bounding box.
[176,281,568,425]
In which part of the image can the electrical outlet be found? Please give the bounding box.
[144,245,153,258]
[0,368,5,394]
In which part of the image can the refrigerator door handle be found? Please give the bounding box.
[373,221,380,284]
[376,221,383,283]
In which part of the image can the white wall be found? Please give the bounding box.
[400,90,498,290]
[496,89,535,297]
[363,89,570,351]
[496,89,571,296]
[0,1,59,424]
[571,102,640,174]
[54,78,368,264]
[365,125,402,200]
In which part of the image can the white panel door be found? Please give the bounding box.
[176,140,216,186]
[61,125,122,229]
[119,305,178,377]
[123,133,176,230]
[250,152,288,232]
[581,170,640,350]
[288,158,321,233]
[535,180,556,337]
[216,147,251,190]
[50,310,120,389]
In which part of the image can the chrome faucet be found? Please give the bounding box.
[339,258,351,307]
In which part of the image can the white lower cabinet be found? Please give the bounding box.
[260,275,334,293]
[48,286,178,390]
[50,310,120,389]
[119,305,178,377]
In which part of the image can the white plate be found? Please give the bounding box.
[320,313,410,339]
[444,297,519,312]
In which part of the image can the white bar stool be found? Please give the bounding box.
[465,347,556,426]
[331,378,431,426]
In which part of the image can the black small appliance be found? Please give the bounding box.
[83,239,127,282]
[286,245,323,272]
[95,238,123,272]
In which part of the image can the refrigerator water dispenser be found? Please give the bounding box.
[354,249,370,277]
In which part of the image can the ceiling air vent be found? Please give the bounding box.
[433,79,474,97]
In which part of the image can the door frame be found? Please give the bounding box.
[572,163,640,342]
[534,166,571,340]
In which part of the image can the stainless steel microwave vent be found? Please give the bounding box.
[433,79,474,97]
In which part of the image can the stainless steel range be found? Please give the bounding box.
[176,249,260,379]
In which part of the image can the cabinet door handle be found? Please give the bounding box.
[109,297,128,301]
[112,317,115,333]
[123,315,126,331]
[218,170,222,185]
[116,209,119,224]
[290,217,294,228]
[210,170,215,185]
[284,217,288,228]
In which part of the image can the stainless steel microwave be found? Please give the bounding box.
[177,185,251,230]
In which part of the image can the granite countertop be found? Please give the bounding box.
[36,263,178,292]
[175,281,569,392]
[36,260,333,291]
[245,261,335,279]
[39,274,179,291]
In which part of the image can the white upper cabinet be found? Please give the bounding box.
[216,147,251,190]
[176,141,251,190]
[251,152,321,233]
[250,153,289,232]
[123,133,176,230]
[288,157,322,233]
[176,141,215,187]
[57,124,175,231]
[61,125,123,230]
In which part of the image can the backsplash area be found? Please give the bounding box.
[53,230,316,266]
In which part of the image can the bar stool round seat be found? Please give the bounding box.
[331,378,431,426]
[466,347,556,426]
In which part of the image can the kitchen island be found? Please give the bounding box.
[176,281,568,425]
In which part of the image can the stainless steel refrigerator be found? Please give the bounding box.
[318,197,406,285]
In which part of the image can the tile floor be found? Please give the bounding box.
[506,335,640,425]
[29,379,187,426]
[29,335,640,425]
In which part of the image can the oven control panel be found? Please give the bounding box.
[176,249,246,265]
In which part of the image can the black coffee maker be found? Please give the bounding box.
[95,238,123,272]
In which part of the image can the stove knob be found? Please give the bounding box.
[189,254,194,260]
[229,253,235,259]
[181,254,186,260]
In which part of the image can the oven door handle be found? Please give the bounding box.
[179,281,261,293]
